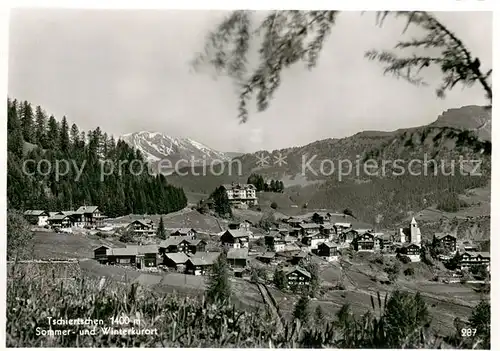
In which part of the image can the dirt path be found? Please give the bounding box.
[256,282,284,332]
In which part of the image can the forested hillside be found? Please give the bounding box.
[7,98,187,217]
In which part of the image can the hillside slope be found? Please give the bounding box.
[166,105,491,227]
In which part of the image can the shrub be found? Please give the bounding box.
[7,211,33,260]
[397,254,411,264]
[293,294,310,323]
[119,230,135,243]
[270,202,278,210]
[404,267,415,276]
[470,265,489,281]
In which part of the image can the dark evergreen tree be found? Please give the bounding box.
[59,116,70,153]
[273,268,287,290]
[46,115,60,150]
[210,186,232,218]
[206,253,231,304]
[7,99,24,159]
[20,101,34,143]
[34,105,48,148]
[293,293,310,323]
[70,123,80,150]
[156,217,167,240]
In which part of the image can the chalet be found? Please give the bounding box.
[23,210,49,226]
[334,222,352,231]
[301,232,329,250]
[378,233,396,253]
[220,230,249,249]
[284,266,312,288]
[75,206,106,228]
[170,228,197,239]
[227,248,249,268]
[163,252,190,271]
[137,245,160,268]
[461,241,479,252]
[188,239,208,254]
[459,251,490,272]
[233,268,247,278]
[47,214,72,229]
[107,247,139,267]
[256,252,276,264]
[61,211,85,228]
[127,220,156,236]
[277,226,290,236]
[222,183,258,209]
[185,252,221,275]
[228,220,252,231]
[159,238,191,254]
[265,232,286,252]
[299,223,321,236]
[283,243,302,254]
[338,229,358,244]
[319,224,336,239]
[287,218,306,228]
[397,243,421,262]
[159,238,206,255]
[317,242,338,261]
[353,232,380,252]
[290,251,308,265]
[433,233,457,253]
[93,245,113,263]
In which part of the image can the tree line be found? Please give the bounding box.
[7,98,187,217]
[247,173,284,192]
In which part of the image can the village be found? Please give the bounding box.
[23,183,491,291]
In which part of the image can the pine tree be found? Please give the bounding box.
[20,101,34,143]
[34,105,47,148]
[156,216,166,239]
[210,186,232,218]
[70,123,80,149]
[7,99,24,159]
[273,268,287,290]
[59,116,70,153]
[314,305,325,325]
[206,253,231,304]
[293,293,310,323]
[46,115,60,150]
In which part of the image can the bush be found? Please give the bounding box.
[397,254,411,264]
[119,230,135,243]
[7,211,33,260]
[404,267,415,276]
[270,202,278,210]
[470,265,488,280]
[371,254,385,265]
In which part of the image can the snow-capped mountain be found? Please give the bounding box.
[120,131,232,170]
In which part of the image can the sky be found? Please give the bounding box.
[8,10,492,153]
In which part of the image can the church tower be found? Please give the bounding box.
[410,217,421,245]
